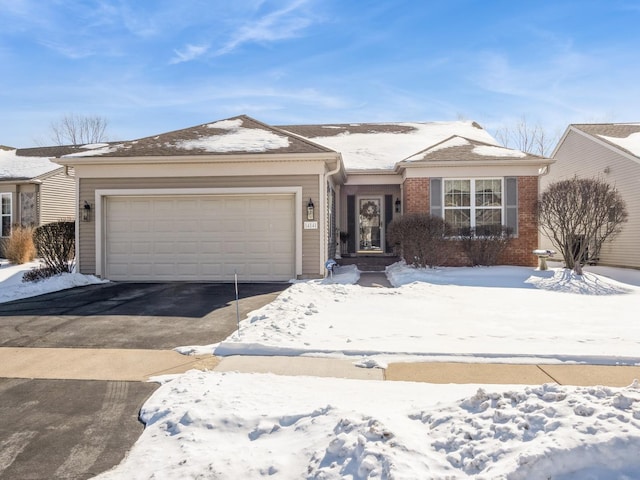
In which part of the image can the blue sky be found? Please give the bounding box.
[1,0,639,148]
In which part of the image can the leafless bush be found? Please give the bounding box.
[458,225,513,266]
[4,226,36,264]
[387,214,451,268]
[539,177,627,274]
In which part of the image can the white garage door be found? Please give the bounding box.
[104,195,295,282]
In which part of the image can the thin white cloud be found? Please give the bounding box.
[216,0,315,56]
[170,43,210,64]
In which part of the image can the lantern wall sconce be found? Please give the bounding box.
[395,197,401,213]
[82,200,92,222]
[307,198,315,220]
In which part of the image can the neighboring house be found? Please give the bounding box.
[542,123,640,269]
[0,146,75,256]
[49,115,553,282]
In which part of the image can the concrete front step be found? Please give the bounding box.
[338,256,399,272]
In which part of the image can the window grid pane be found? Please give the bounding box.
[443,179,503,233]
[444,180,470,207]
[1,194,11,237]
[475,179,502,207]
[445,209,471,229]
[1,195,10,214]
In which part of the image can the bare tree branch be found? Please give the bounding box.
[494,116,558,157]
[50,114,109,145]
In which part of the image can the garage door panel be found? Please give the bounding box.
[105,194,295,281]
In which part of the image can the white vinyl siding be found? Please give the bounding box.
[39,169,75,224]
[544,129,640,269]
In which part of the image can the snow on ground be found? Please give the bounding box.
[96,371,640,480]
[0,259,107,303]
[207,263,640,366]
[4,259,640,478]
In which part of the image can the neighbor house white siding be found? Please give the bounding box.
[542,129,640,269]
[39,168,75,224]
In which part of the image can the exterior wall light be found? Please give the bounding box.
[307,198,314,220]
[82,200,92,222]
[395,197,401,213]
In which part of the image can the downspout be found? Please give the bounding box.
[321,154,344,276]
[15,184,20,225]
[35,183,41,225]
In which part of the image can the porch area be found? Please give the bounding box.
[337,255,400,272]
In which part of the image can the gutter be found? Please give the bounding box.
[320,154,345,275]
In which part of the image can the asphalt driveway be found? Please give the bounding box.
[0,281,287,479]
[0,282,287,349]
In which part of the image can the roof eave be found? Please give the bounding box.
[0,178,44,185]
[54,151,341,167]
[395,158,555,172]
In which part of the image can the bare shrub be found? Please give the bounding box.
[387,214,450,268]
[459,225,513,266]
[539,177,627,274]
[23,265,62,282]
[4,226,36,264]
[29,221,75,280]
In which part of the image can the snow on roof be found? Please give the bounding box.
[175,118,290,153]
[63,144,119,157]
[280,121,499,170]
[0,149,61,180]
[571,124,640,160]
[598,132,640,158]
[473,144,527,158]
[403,135,532,164]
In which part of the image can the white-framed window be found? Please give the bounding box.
[1,192,12,237]
[443,178,503,234]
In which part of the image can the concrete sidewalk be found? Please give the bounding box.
[0,347,219,382]
[356,271,393,288]
[2,348,640,387]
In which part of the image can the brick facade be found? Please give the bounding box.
[403,178,430,214]
[402,175,539,267]
[497,176,539,267]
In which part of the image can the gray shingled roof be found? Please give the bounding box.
[572,123,640,159]
[279,122,420,138]
[279,121,501,170]
[403,135,543,163]
[54,115,334,158]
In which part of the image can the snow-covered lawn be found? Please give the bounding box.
[0,259,106,303]
[193,263,640,367]
[3,258,640,478]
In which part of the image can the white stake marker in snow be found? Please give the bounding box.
[235,272,240,337]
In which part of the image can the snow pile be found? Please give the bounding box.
[320,264,360,285]
[0,149,61,179]
[94,370,640,479]
[0,261,107,303]
[212,264,640,364]
[416,382,640,479]
[176,118,290,152]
